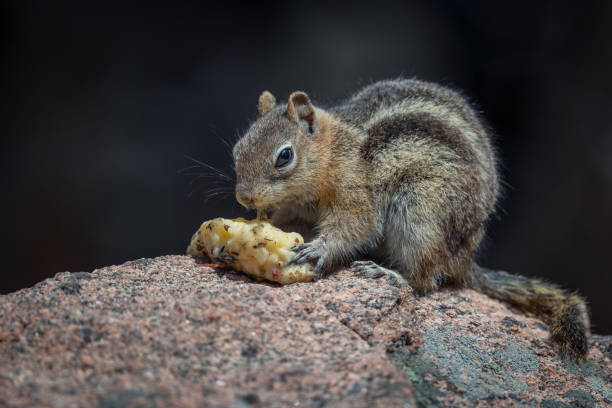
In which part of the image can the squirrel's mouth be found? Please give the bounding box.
[235,193,273,214]
[235,184,278,211]
[256,210,270,220]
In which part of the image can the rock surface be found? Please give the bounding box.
[0,255,610,407]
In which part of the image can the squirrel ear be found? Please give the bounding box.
[287,91,314,124]
[258,91,276,115]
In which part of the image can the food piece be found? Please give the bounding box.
[187,217,313,284]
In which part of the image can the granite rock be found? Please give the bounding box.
[0,255,610,407]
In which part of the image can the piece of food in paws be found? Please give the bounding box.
[186,217,313,284]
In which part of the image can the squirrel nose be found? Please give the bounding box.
[235,189,255,209]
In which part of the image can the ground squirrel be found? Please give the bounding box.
[231,78,589,359]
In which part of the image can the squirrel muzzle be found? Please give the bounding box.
[235,190,255,209]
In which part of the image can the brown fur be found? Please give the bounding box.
[233,79,589,359]
[258,91,276,115]
[472,267,589,359]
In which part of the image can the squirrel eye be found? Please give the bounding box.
[275,147,294,168]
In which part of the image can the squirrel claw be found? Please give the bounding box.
[352,260,409,288]
[290,240,324,264]
[290,240,328,280]
[311,257,325,281]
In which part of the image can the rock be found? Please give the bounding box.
[0,255,610,407]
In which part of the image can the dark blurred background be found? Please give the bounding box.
[1,1,611,332]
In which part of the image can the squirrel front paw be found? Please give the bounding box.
[290,238,328,280]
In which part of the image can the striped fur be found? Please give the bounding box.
[233,78,589,359]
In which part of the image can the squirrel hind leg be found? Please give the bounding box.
[351,260,409,288]
[380,204,447,294]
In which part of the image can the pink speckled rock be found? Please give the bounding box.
[0,255,610,407]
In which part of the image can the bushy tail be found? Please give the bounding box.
[469,265,589,360]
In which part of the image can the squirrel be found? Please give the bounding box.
[231,78,589,360]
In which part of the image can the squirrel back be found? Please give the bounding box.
[347,80,498,289]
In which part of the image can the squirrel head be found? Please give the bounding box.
[233,90,324,210]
